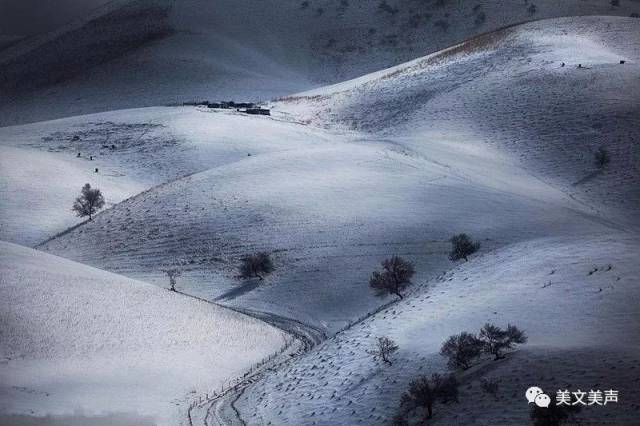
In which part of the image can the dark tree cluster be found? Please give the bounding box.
[440,323,527,370]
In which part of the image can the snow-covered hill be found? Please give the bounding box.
[237,234,640,425]
[33,17,638,334]
[0,241,285,425]
[0,107,333,245]
[1,0,639,125]
[276,16,640,228]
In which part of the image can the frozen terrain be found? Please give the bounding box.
[2,0,640,125]
[276,16,640,228]
[238,235,640,425]
[0,241,285,425]
[35,17,640,334]
[0,10,638,426]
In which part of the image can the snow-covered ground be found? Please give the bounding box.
[2,0,639,125]
[237,234,640,425]
[0,107,334,245]
[33,17,639,334]
[275,16,640,228]
[0,241,286,425]
[0,11,638,426]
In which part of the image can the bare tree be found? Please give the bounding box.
[162,268,182,292]
[369,336,399,366]
[440,332,484,370]
[448,233,480,262]
[594,146,610,168]
[72,183,105,221]
[479,323,527,360]
[399,373,459,421]
[369,256,415,299]
[239,252,274,280]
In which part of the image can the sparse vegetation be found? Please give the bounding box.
[398,373,459,421]
[530,399,581,426]
[72,183,105,221]
[239,252,274,280]
[369,336,399,365]
[369,256,415,299]
[448,233,480,262]
[594,146,610,168]
[479,323,527,360]
[162,268,181,292]
[440,332,483,370]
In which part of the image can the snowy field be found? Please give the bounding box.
[0,242,285,425]
[0,8,638,426]
[32,17,639,334]
[2,0,639,126]
[239,235,640,425]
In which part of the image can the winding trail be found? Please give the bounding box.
[185,304,326,426]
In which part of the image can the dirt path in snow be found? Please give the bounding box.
[184,304,326,426]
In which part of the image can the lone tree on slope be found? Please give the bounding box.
[369,255,415,300]
[369,336,399,366]
[399,373,459,421]
[72,183,105,221]
[448,233,480,262]
[162,268,182,292]
[239,252,274,280]
[479,323,527,360]
[594,146,610,169]
[440,332,484,370]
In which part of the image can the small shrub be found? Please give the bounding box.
[594,146,610,168]
[239,252,274,280]
[448,233,480,262]
[162,268,181,292]
[528,4,537,15]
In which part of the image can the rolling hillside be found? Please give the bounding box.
[238,234,640,425]
[0,10,638,425]
[1,0,639,125]
[276,16,640,228]
[0,241,285,425]
[33,17,639,334]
